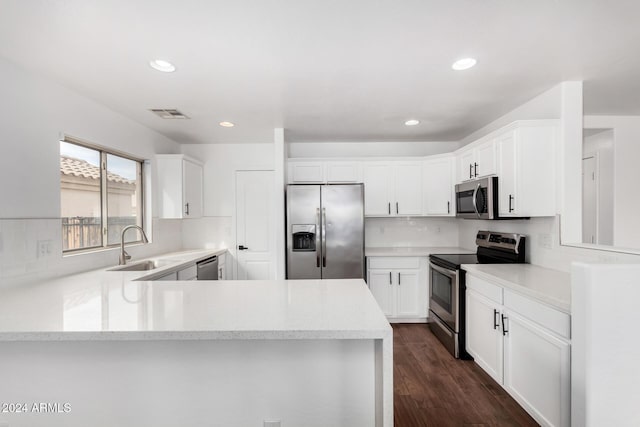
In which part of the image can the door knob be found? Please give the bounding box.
[238,245,249,250]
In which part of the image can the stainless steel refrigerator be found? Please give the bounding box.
[286,184,365,279]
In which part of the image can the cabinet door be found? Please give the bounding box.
[466,290,504,384]
[497,131,517,216]
[183,160,203,218]
[503,310,570,427]
[394,161,423,215]
[475,140,497,178]
[326,161,361,183]
[363,162,394,216]
[289,161,325,183]
[396,270,421,317]
[368,269,395,316]
[423,157,454,215]
[459,150,476,182]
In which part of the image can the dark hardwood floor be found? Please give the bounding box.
[393,324,538,427]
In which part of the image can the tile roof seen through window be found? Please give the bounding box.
[60,156,134,185]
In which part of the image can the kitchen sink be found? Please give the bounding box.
[108,260,174,272]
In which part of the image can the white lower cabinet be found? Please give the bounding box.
[466,289,503,383]
[465,273,571,427]
[367,257,427,322]
[503,310,571,427]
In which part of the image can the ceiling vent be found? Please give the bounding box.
[149,109,190,119]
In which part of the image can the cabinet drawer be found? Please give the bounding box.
[368,256,420,269]
[504,290,570,339]
[465,274,503,304]
[177,265,198,280]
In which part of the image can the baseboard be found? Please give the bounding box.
[387,317,428,324]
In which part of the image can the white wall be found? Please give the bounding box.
[572,263,640,427]
[289,141,460,158]
[365,217,459,248]
[0,56,184,287]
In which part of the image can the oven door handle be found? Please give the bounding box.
[429,262,459,280]
[472,183,481,218]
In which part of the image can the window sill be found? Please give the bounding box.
[62,242,148,258]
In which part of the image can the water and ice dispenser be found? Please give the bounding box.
[291,224,316,252]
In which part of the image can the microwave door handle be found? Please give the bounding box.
[472,183,481,218]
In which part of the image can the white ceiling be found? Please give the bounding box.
[1,0,639,144]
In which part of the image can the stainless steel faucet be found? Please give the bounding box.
[119,225,150,265]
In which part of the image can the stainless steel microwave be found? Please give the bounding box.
[455,176,499,219]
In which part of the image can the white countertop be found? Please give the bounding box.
[0,249,391,341]
[462,264,571,313]
[365,246,473,257]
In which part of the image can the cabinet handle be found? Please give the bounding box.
[447,201,450,214]
[388,202,391,215]
[398,272,401,285]
[501,314,508,336]
[493,309,499,330]
[389,272,392,285]
[396,202,399,214]
[185,202,190,215]
[509,194,514,212]
[469,164,473,179]
[474,162,478,177]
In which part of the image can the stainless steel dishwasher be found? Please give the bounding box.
[196,256,218,280]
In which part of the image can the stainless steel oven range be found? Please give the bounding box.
[428,231,526,358]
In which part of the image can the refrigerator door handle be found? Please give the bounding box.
[322,207,327,268]
[316,208,321,268]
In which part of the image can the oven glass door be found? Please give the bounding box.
[429,263,459,332]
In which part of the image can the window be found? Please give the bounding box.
[60,138,144,252]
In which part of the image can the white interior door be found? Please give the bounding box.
[236,170,275,280]
[582,156,597,244]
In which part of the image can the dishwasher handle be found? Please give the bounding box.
[197,256,218,267]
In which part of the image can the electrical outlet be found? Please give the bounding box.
[538,233,553,249]
[37,239,52,258]
[264,421,281,427]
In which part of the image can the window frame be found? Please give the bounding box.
[60,136,146,254]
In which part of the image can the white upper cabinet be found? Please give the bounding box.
[496,121,558,217]
[363,161,422,216]
[155,154,203,219]
[363,162,395,215]
[423,155,455,216]
[288,160,325,183]
[458,139,497,182]
[394,161,423,215]
[325,161,362,183]
[288,160,362,183]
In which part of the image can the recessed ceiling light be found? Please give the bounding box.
[452,58,477,71]
[149,59,176,73]
[404,119,420,126]
[219,121,235,127]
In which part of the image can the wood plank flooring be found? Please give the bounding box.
[393,324,538,427]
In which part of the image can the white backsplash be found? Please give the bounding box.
[365,217,459,248]
[0,218,183,288]
[182,216,233,251]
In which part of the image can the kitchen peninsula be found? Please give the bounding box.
[0,250,392,427]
